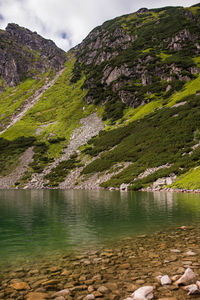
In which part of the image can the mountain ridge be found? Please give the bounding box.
[0,23,66,87]
[0,4,200,191]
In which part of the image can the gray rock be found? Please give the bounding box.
[53,289,70,297]
[83,294,95,300]
[132,286,154,300]
[160,275,172,286]
[184,284,200,295]
[185,250,196,256]
[0,23,65,87]
[175,268,196,286]
[120,183,129,191]
[106,66,131,85]
[97,286,109,294]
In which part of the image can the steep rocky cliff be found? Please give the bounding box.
[0,23,65,87]
[72,4,200,121]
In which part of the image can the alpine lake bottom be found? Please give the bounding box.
[1,190,200,299]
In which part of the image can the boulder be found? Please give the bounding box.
[175,268,196,286]
[184,284,200,295]
[120,183,129,191]
[132,286,154,300]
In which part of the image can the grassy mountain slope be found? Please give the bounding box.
[71,4,200,122]
[1,4,200,190]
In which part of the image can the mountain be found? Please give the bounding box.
[0,23,66,88]
[1,4,200,191]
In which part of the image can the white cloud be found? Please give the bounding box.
[0,0,199,51]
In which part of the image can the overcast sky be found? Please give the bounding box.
[0,0,199,51]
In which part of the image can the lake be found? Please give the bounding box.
[1,189,200,269]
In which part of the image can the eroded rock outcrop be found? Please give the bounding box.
[0,23,65,87]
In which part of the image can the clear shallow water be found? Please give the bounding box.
[1,190,200,266]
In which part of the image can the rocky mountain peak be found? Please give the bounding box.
[0,23,66,87]
[137,8,148,14]
[6,23,64,60]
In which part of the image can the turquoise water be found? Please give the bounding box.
[1,190,200,266]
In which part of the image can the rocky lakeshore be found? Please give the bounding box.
[140,188,200,194]
[1,226,200,299]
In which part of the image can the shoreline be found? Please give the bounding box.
[139,187,200,194]
[1,186,200,194]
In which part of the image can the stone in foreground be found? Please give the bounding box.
[131,286,154,300]
[160,275,171,286]
[11,281,30,290]
[175,268,196,286]
[184,284,200,295]
[26,292,47,300]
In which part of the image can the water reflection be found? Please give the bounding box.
[0,190,200,264]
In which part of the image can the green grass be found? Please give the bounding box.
[167,75,200,107]
[193,56,200,67]
[188,7,200,16]
[0,54,96,184]
[0,136,35,176]
[170,167,200,190]
[44,154,82,187]
[82,93,200,188]
[0,73,50,129]
[2,56,95,158]
[122,99,162,124]
[142,48,152,53]
[159,52,171,61]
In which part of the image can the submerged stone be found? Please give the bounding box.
[26,292,48,300]
[10,281,30,290]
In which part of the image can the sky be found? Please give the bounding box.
[0,0,199,51]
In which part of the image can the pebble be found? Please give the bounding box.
[97,285,109,293]
[42,279,59,286]
[88,285,94,293]
[83,294,95,300]
[160,275,171,286]
[185,250,196,256]
[170,249,181,253]
[10,281,30,290]
[26,292,48,300]
[158,298,178,300]
[176,267,185,274]
[126,284,138,292]
[106,283,118,290]
[53,289,70,297]
[93,290,103,297]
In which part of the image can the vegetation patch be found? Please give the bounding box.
[170,167,200,190]
[0,136,35,176]
[29,142,54,174]
[44,154,82,187]
[82,93,200,188]
[0,71,52,130]
[1,55,95,164]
